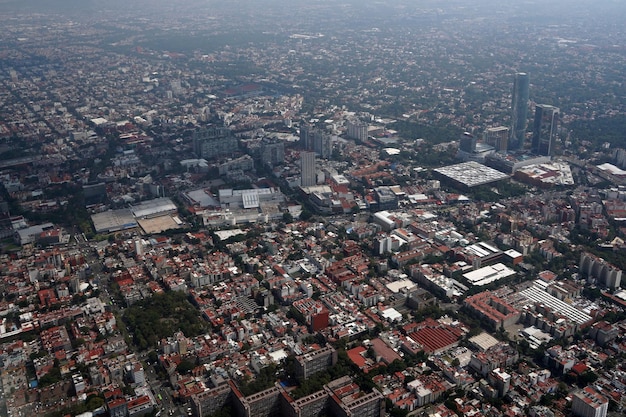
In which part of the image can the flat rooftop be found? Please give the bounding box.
[91,209,137,233]
[463,263,516,286]
[137,215,181,234]
[434,161,509,188]
[519,282,593,325]
[183,189,220,208]
[469,332,500,351]
[131,197,177,218]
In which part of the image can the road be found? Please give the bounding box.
[138,351,187,417]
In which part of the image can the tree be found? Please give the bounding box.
[540,393,555,406]
[288,307,306,326]
[122,291,208,351]
[388,359,407,373]
[176,359,196,375]
[577,371,598,386]
[39,366,62,387]
[390,407,409,417]
[148,350,158,364]
[300,209,313,221]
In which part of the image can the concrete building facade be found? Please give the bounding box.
[571,386,608,417]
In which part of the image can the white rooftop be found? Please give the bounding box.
[386,279,417,293]
[380,307,402,321]
[131,197,177,218]
[519,282,593,325]
[434,161,509,188]
[463,263,516,286]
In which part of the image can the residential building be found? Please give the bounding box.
[301,125,332,158]
[288,390,330,417]
[373,186,399,211]
[579,252,622,289]
[571,386,608,417]
[193,126,239,159]
[294,346,338,381]
[326,376,385,417]
[233,384,282,417]
[190,384,232,417]
[127,395,153,417]
[487,368,511,397]
[260,140,285,166]
[301,151,316,187]
[346,119,369,142]
[293,298,330,331]
[464,291,520,330]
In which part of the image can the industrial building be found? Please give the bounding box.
[91,198,180,234]
[218,188,285,210]
[218,155,255,175]
[404,318,466,354]
[517,281,593,337]
[455,241,503,269]
[485,152,551,174]
[13,222,59,245]
[181,188,220,209]
[198,188,287,226]
[91,209,137,234]
[130,197,177,219]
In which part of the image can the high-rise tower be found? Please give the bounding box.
[510,72,530,150]
[300,151,316,187]
[483,126,509,152]
[300,125,332,159]
[531,104,560,156]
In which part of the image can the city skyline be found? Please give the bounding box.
[1,1,626,417]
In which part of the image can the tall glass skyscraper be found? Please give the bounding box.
[510,72,530,150]
[531,104,560,156]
